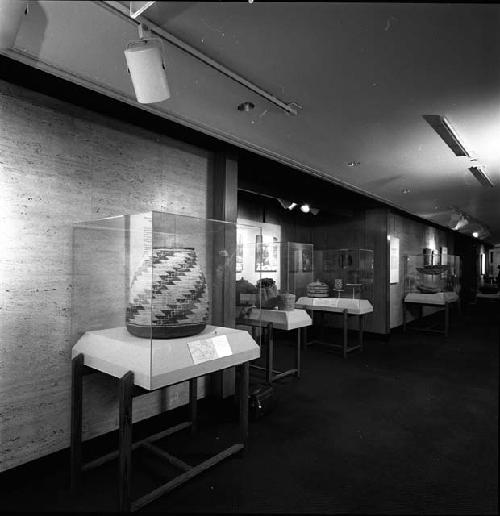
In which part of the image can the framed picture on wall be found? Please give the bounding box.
[302,247,312,273]
[290,248,301,273]
[236,239,243,273]
[255,234,278,272]
[390,236,399,284]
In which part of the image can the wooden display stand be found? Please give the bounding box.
[236,309,312,383]
[70,326,258,512]
[402,292,460,338]
[295,297,373,359]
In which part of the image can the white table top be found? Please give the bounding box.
[404,291,459,305]
[295,297,373,315]
[237,308,312,330]
[72,325,260,391]
[476,292,500,300]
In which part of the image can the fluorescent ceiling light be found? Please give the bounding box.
[422,115,472,157]
[468,165,494,188]
[129,1,156,19]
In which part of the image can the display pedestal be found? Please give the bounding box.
[402,293,460,337]
[235,308,312,383]
[295,297,373,358]
[70,325,259,512]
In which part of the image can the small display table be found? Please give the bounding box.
[235,308,312,383]
[70,325,259,512]
[295,297,373,358]
[402,291,460,337]
[476,292,500,302]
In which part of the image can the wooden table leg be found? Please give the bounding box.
[359,314,364,352]
[70,353,84,494]
[189,377,198,435]
[402,300,406,332]
[444,302,449,338]
[119,371,134,513]
[343,309,348,359]
[296,328,301,378]
[238,362,249,448]
[266,322,274,384]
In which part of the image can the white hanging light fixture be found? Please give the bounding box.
[124,23,170,104]
[0,0,28,50]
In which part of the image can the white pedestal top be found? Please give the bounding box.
[404,291,459,305]
[237,308,312,330]
[476,292,500,300]
[72,325,260,391]
[295,297,373,315]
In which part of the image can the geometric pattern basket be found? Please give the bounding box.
[126,247,209,339]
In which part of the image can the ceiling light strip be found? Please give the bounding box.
[99,1,299,115]
[422,115,471,157]
[468,165,494,188]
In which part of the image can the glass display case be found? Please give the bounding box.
[235,237,314,310]
[403,251,461,301]
[72,211,261,390]
[311,248,374,303]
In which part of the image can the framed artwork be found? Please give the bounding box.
[290,249,301,273]
[302,247,312,273]
[255,234,278,272]
[389,236,399,284]
[235,239,243,273]
[323,250,335,272]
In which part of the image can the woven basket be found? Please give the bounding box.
[126,247,209,339]
[277,293,296,311]
[306,279,329,298]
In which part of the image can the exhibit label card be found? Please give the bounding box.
[188,335,232,365]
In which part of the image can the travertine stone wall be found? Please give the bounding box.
[0,80,211,472]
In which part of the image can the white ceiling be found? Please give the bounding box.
[5,1,500,241]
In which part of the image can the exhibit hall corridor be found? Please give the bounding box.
[1,302,497,514]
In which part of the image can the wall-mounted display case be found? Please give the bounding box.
[403,251,461,303]
[72,211,261,390]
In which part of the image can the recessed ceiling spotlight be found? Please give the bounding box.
[347,161,361,167]
[237,101,255,112]
[401,188,410,194]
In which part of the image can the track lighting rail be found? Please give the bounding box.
[99,1,300,115]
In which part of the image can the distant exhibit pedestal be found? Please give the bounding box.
[295,297,373,358]
[235,308,312,383]
[402,292,460,337]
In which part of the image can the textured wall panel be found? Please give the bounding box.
[0,80,211,472]
[388,213,455,328]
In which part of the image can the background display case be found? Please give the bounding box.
[403,251,461,302]
[235,237,314,308]
[304,248,374,310]
[72,211,261,390]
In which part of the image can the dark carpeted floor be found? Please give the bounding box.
[1,301,498,514]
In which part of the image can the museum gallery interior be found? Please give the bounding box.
[0,1,498,514]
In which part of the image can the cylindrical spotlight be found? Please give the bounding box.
[124,38,170,104]
[300,204,310,213]
[0,0,27,50]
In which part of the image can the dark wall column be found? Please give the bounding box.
[209,151,238,397]
[365,208,390,335]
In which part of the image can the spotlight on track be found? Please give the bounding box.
[124,23,170,104]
